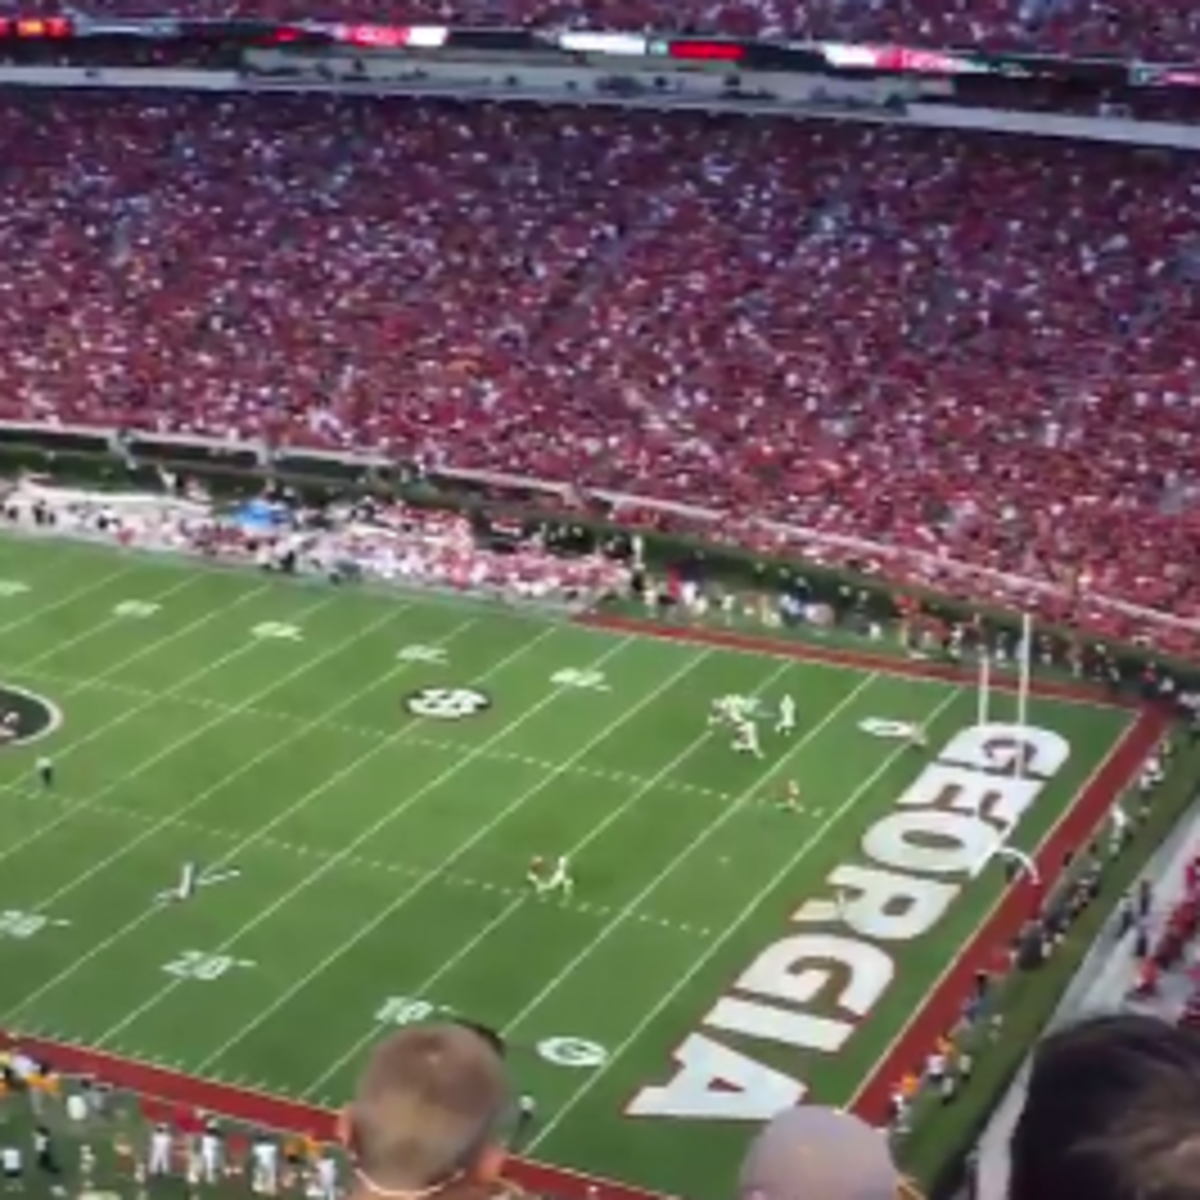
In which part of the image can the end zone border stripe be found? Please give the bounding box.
[846,703,1171,1124]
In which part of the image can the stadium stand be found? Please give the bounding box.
[0,1026,637,1200]
[4,0,1200,60]
[0,94,1197,653]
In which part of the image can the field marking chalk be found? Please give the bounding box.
[21,618,562,1033]
[525,685,963,1153]
[195,642,716,1082]
[298,653,806,1097]
[1,602,476,1019]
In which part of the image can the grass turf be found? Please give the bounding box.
[0,535,1158,1200]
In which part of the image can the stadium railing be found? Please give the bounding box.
[0,10,1194,94]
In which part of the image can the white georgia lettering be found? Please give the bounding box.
[707,996,851,1054]
[735,933,892,1017]
[629,723,1071,1124]
[896,762,1044,835]
[793,863,958,942]
[863,810,1000,877]
[938,723,1069,780]
[625,1032,805,1121]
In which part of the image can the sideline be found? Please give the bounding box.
[0,1031,667,1200]
[579,611,1135,710]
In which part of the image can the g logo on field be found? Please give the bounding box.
[403,687,492,721]
[0,684,62,746]
[537,1037,609,1069]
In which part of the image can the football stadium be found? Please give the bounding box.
[1,15,1200,1200]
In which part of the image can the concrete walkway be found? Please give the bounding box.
[975,797,1200,1200]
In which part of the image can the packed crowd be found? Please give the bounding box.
[7,0,1199,60]
[0,477,626,607]
[1,94,1198,649]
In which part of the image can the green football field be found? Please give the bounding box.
[0,535,1156,1199]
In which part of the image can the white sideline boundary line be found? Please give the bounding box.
[299,658,870,1098]
[97,628,643,1050]
[2,602,484,1022]
[525,685,963,1153]
[843,705,1156,1115]
[7,527,1130,717]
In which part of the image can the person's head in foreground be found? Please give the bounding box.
[342,1021,519,1200]
[1010,1012,1200,1200]
[738,1105,922,1200]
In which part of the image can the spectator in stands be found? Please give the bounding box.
[737,1105,922,1200]
[1010,1013,1200,1200]
[341,1022,523,1200]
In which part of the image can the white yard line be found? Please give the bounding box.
[2,787,719,941]
[299,656,850,1098]
[10,618,558,1030]
[0,582,315,865]
[162,639,721,1073]
[843,707,1152,1114]
[97,630,648,1051]
[2,602,479,1012]
[0,560,146,635]
[502,672,884,1039]
[525,685,963,1153]
[0,569,212,675]
[5,671,738,805]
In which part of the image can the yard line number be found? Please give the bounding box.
[0,909,68,940]
[252,622,303,641]
[113,600,161,619]
[858,718,918,739]
[0,580,30,598]
[162,950,254,982]
[550,668,610,692]
[375,996,445,1026]
[397,644,447,665]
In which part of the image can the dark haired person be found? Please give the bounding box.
[1010,1013,1200,1200]
[341,1022,524,1200]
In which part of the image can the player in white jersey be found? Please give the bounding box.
[148,1124,173,1177]
[709,695,741,729]
[251,1135,280,1195]
[155,862,198,906]
[776,695,797,735]
[528,855,573,898]
[316,1150,339,1200]
[732,717,764,759]
[199,1125,223,1185]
